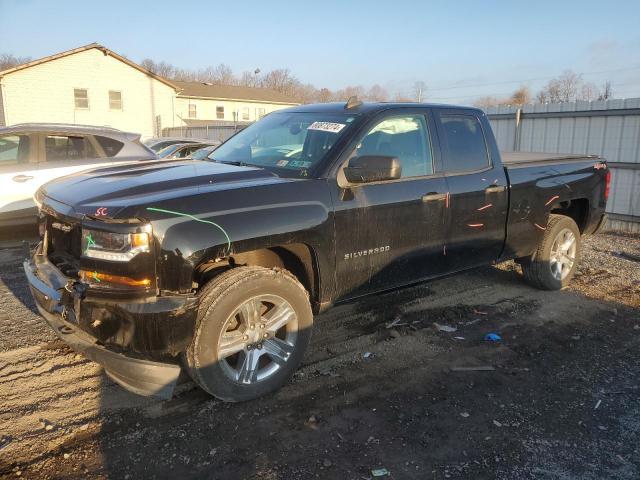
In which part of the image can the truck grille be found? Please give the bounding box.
[43,214,81,277]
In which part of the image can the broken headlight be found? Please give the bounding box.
[81,227,150,262]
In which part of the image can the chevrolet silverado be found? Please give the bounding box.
[23,100,609,401]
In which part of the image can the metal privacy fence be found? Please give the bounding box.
[486,98,640,233]
[162,122,250,143]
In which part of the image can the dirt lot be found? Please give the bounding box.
[1,232,639,479]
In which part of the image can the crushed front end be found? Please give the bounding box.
[23,196,197,399]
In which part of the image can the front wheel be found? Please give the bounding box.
[521,214,581,290]
[185,266,313,402]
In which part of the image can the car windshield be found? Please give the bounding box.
[156,143,184,158]
[210,112,357,177]
[191,146,217,160]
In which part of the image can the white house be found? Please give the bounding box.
[172,80,298,125]
[0,43,298,137]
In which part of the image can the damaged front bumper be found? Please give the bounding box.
[23,247,184,399]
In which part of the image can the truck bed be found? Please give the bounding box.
[501,151,600,167]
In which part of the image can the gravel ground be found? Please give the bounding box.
[0,231,638,479]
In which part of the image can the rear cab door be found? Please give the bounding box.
[432,108,509,271]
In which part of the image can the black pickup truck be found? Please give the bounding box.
[24,101,610,401]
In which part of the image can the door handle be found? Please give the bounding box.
[484,185,506,194]
[422,192,447,202]
[12,175,34,183]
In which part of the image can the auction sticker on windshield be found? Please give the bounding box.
[308,122,346,133]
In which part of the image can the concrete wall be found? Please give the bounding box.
[0,49,177,137]
[486,99,640,233]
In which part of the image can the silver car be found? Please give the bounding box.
[0,123,156,227]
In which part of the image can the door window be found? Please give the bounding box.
[0,135,29,164]
[44,135,97,162]
[353,115,433,178]
[438,114,490,173]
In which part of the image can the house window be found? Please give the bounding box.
[257,108,266,118]
[74,89,89,109]
[241,107,250,121]
[216,106,225,119]
[109,91,122,110]
[188,104,197,118]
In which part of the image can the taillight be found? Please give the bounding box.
[604,170,611,201]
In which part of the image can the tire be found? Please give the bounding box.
[521,214,581,290]
[185,266,313,402]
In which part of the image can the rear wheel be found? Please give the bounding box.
[521,214,581,290]
[185,266,312,402]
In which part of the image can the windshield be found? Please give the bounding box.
[191,145,217,160]
[156,143,184,158]
[210,112,356,177]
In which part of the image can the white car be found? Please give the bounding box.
[0,123,156,227]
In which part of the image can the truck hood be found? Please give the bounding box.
[39,159,283,219]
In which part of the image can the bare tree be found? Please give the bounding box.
[598,81,613,100]
[580,82,599,101]
[364,84,389,102]
[535,90,549,104]
[200,63,235,84]
[474,96,500,109]
[413,81,427,102]
[317,88,333,103]
[0,53,31,71]
[509,86,531,105]
[140,58,179,79]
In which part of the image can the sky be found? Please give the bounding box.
[1,0,639,105]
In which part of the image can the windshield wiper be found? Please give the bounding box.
[213,159,246,167]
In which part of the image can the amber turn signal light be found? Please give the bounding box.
[79,270,151,287]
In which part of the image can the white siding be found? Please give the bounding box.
[175,97,291,123]
[0,49,176,137]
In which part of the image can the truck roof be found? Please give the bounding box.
[281,101,484,115]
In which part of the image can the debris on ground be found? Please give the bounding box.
[385,316,407,329]
[434,322,457,332]
[388,329,401,339]
[484,333,502,342]
[460,412,470,418]
[371,467,390,477]
[595,399,602,409]
[450,366,496,372]
[363,352,374,359]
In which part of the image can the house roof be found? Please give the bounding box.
[172,80,298,105]
[0,43,179,91]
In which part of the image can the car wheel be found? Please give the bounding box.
[521,214,581,290]
[185,266,313,402]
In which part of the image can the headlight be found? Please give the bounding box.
[81,227,150,262]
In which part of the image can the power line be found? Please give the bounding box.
[426,79,640,101]
[423,65,640,92]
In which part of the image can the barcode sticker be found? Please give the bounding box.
[308,122,346,133]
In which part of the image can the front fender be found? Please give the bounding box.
[146,179,335,295]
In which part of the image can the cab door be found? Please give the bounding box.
[433,109,508,271]
[330,109,449,301]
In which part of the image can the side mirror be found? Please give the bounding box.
[343,155,402,184]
